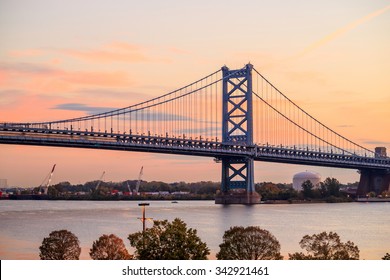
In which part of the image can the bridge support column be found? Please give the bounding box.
[215,64,261,204]
[357,169,390,196]
[215,157,260,204]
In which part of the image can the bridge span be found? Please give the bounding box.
[1,64,389,203]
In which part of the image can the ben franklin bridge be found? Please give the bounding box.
[1,64,389,203]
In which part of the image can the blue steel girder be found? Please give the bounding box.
[222,64,253,144]
[228,163,247,181]
[221,157,255,192]
[227,78,247,95]
[228,98,247,115]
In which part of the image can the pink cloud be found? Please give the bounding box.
[109,41,143,52]
[8,49,43,58]
[0,69,10,84]
[0,62,133,93]
[6,41,180,66]
[56,42,158,63]
[61,70,131,86]
[0,62,135,122]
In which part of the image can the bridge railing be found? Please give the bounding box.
[1,123,389,170]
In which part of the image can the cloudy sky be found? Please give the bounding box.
[0,0,389,187]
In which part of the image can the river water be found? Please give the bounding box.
[0,200,389,260]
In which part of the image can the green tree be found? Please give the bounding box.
[289,231,359,260]
[216,226,283,260]
[301,180,314,198]
[322,177,341,197]
[128,218,209,260]
[256,183,281,200]
[367,191,377,198]
[278,187,298,200]
[39,230,81,260]
[90,234,132,260]
[47,185,63,198]
[382,253,390,260]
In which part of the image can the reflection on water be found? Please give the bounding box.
[0,200,389,259]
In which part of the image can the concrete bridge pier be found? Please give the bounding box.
[357,169,390,196]
[215,191,261,204]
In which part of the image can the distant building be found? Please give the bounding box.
[375,147,387,158]
[292,171,321,190]
[172,191,190,195]
[158,191,170,196]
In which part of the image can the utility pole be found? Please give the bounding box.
[138,203,151,249]
[138,203,151,232]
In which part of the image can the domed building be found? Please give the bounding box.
[292,171,321,190]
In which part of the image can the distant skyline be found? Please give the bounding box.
[1,0,389,187]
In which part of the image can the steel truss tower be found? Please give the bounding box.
[216,64,261,204]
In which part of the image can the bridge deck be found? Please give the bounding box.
[1,126,389,171]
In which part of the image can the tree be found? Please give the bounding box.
[128,218,209,260]
[301,180,314,198]
[39,230,81,260]
[216,226,283,260]
[367,191,377,198]
[47,185,63,198]
[90,234,132,260]
[256,183,281,200]
[289,231,359,260]
[382,253,390,260]
[322,177,341,197]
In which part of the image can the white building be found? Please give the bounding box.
[292,171,321,190]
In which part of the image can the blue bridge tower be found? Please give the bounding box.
[215,64,261,204]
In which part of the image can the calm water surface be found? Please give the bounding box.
[0,200,389,259]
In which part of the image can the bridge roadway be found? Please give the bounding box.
[1,125,389,171]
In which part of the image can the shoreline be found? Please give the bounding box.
[2,195,369,203]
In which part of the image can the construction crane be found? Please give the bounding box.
[134,166,143,195]
[39,164,56,195]
[95,171,105,193]
[126,181,131,193]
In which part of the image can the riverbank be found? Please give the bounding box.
[356,197,390,202]
[7,194,214,201]
[5,194,359,204]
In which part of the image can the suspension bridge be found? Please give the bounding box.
[1,64,389,204]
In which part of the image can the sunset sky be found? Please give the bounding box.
[1,0,389,187]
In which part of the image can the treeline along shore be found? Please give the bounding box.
[2,177,369,203]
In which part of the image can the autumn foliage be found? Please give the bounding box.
[39,230,81,260]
